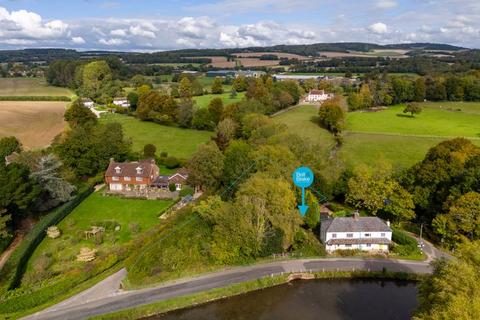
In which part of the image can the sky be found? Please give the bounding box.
[0,0,478,51]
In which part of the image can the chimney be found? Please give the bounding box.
[110,158,115,163]
[386,220,391,227]
[353,210,360,219]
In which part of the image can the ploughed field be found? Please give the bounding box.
[0,101,67,149]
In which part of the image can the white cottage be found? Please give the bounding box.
[113,97,130,108]
[320,214,392,253]
[81,98,94,108]
[306,89,333,103]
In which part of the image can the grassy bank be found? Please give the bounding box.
[91,270,422,320]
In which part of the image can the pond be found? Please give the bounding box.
[151,279,418,320]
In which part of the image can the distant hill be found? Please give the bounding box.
[0,42,468,63]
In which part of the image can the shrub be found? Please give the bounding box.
[164,156,180,169]
[168,183,176,192]
[179,186,194,197]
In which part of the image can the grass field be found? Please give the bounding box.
[0,78,74,97]
[272,102,480,169]
[272,105,335,155]
[0,101,67,149]
[193,92,245,108]
[100,114,212,159]
[23,191,173,286]
[422,101,480,115]
[346,104,480,138]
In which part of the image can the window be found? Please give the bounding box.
[366,244,372,248]
[381,233,386,237]
[136,177,143,182]
[124,176,131,181]
[364,233,371,237]
[347,233,353,238]
[331,233,337,238]
[112,176,119,181]
[345,244,352,248]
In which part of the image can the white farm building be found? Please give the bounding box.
[306,89,333,103]
[320,215,392,253]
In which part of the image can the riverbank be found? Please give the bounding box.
[91,270,424,320]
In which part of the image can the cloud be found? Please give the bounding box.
[369,22,388,34]
[71,36,85,44]
[98,37,129,46]
[110,29,127,37]
[375,0,398,9]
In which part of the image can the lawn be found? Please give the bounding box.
[421,101,480,115]
[23,191,173,287]
[0,78,74,97]
[100,113,212,159]
[346,104,480,138]
[272,105,335,155]
[193,92,245,108]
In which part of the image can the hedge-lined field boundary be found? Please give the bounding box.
[0,96,71,101]
[0,186,93,293]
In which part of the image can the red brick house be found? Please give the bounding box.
[105,159,159,191]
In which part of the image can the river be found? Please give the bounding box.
[150,279,419,320]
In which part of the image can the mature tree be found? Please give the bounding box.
[304,190,320,229]
[187,142,224,189]
[179,77,192,98]
[64,99,98,128]
[0,208,10,239]
[136,91,177,122]
[127,91,139,110]
[191,79,204,96]
[403,102,422,117]
[347,161,415,221]
[241,113,272,139]
[211,77,224,94]
[176,99,194,128]
[222,140,255,196]
[0,136,21,160]
[143,144,157,158]
[414,77,426,102]
[415,241,480,320]
[347,92,362,111]
[232,75,248,92]
[81,60,113,99]
[318,98,346,134]
[30,155,76,210]
[212,118,237,151]
[192,108,215,130]
[208,98,224,125]
[359,84,374,109]
[0,162,40,222]
[137,84,151,97]
[131,74,150,88]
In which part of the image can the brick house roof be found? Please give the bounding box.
[309,89,325,95]
[105,159,158,179]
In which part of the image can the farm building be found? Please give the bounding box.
[81,98,94,108]
[320,213,392,253]
[273,74,328,81]
[236,70,266,78]
[206,70,237,77]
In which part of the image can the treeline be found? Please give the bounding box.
[130,74,302,131]
[347,72,480,110]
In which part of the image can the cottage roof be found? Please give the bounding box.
[326,237,391,245]
[113,97,128,101]
[321,216,391,234]
[309,89,325,95]
[80,98,93,102]
[105,159,158,178]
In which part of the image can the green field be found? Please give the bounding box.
[422,101,480,115]
[273,103,480,169]
[272,105,335,155]
[347,105,480,138]
[193,92,245,108]
[23,191,173,286]
[0,78,74,97]
[100,114,212,159]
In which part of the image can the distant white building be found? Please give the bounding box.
[113,97,130,108]
[236,70,266,78]
[80,98,94,108]
[306,89,333,103]
[273,74,327,81]
[320,214,392,253]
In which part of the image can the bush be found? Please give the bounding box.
[0,186,94,292]
[168,183,176,192]
[164,156,180,169]
[391,229,422,257]
[179,186,194,197]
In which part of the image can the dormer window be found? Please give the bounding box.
[115,166,121,174]
[136,166,143,174]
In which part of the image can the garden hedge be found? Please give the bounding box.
[0,186,93,292]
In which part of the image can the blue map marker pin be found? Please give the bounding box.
[292,167,314,216]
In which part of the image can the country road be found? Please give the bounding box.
[23,256,435,320]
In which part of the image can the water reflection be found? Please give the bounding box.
[148,279,418,320]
